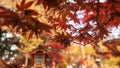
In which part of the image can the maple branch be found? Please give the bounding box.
[96,0,104,39]
[96,0,99,24]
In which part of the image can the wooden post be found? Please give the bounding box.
[51,61,55,68]
[80,45,85,58]
[79,45,86,68]
[24,53,29,67]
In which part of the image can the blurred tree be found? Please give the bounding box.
[0,27,22,60]
[104,57,120,67]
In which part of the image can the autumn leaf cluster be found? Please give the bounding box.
[0,0,120,45]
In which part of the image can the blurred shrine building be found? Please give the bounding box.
[31,45,50,68]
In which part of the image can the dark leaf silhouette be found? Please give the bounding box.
[24,1,34,9]
[35,0,43,5]
[16,0,34,11]
[16,4,22,11]
[24,9,39,16]
[0,5,52,39]
[53,32,72,47]
[21,0,25,8]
